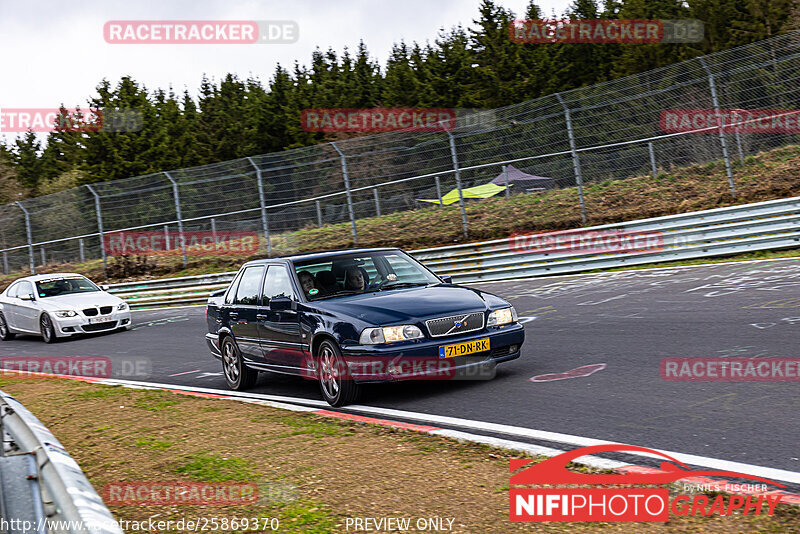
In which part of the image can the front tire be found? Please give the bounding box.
[221,337,258,390]
[40,314,58,344]
[317,339,359,407]
[0,312,15,341]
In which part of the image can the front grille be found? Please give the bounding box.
[100,306,113,315]
[83,308,98,317]
[82,321,117,332]
[425,312,484,338]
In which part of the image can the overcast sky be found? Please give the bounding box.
[0,0,571,125]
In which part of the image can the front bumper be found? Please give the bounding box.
[341,322,525,383]
[51,311,132,337]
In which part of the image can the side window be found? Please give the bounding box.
[262,266,295,303]
[17,281,34,299]
[224,270,245,305]
[234,266,265,305]
[6,283,19,298]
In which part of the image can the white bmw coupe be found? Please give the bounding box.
[0,273,132,343]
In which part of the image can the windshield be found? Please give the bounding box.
[293,251,440,300]
[36,277,100,298]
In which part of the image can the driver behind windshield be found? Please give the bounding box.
[344,266,367,290]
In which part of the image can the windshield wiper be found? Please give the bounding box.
[314,289,362,300]
[377,282,429,291]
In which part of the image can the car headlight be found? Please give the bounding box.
[487,307,517,326]
[54,310,78,318]
[117,302,129,311]
[360,325,424,344]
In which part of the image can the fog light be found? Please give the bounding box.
[61,326,75,333]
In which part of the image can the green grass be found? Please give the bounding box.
[76,385,128,399]
[131,435,172,450]
[132,390,183,411]
[174,453,253,482]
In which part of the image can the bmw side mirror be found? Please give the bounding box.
[269,297,294,311]
[20,293,35,301]
[100,284,110,291]
[440,275,453,284]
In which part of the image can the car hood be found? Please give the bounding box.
[313,284,508,325]
[37,292,123,311]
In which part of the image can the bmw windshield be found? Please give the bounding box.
[293,251,440,300]
[36,277,100,298]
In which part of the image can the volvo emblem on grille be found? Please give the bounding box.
[454,321,462,327]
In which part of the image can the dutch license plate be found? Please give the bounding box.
[88,317,106,324]
[439,338,490,359]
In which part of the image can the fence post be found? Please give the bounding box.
[164,225,170,251]
[330,142,358,245]
[315,200,323,228]
[246,157,272,256]
[85,185,106,272]
[503,165,510,198]
[210,218,217,244]
[78,238,85,263]
[373,188,381,217]
[2,251,7,275]
[648,142,658,178]
[40,247,46,266]
[15,202,35,274]
[434,176,443,206]
[731,110,745,164]
[163,172,188,266]
[699,57,736,197]
[556,93,588,225]
[445,131,469,239]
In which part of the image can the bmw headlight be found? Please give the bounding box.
[54,310,78,318]
[117,302,129,311]
[360,325,423,344]
[487,307,517,326]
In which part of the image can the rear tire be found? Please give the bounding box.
[317,339,359,407]
[221,337,258,390]
[0,313,15,341]
[40,314,58,344]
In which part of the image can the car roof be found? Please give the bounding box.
[242,247,401,266]
[11,273,88,283]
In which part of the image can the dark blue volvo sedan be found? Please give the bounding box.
[205,248,524,406]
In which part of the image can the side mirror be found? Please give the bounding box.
[440,275,453,284]
[269,297,294,311]
[20,293,35,301]
[100,284,110,291]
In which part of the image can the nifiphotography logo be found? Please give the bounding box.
[510,444,785,522]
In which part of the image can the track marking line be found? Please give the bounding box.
[471,254,800,286]
[167,369,201,377]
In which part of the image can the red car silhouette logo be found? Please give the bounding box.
[510,444,785,487]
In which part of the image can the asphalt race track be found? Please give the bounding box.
[3,259,800,480]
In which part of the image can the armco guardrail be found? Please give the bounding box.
[109,196,800,307]
[0,390,122,534]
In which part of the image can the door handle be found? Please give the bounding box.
[256,314,268,320]
[229,312,238,319]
